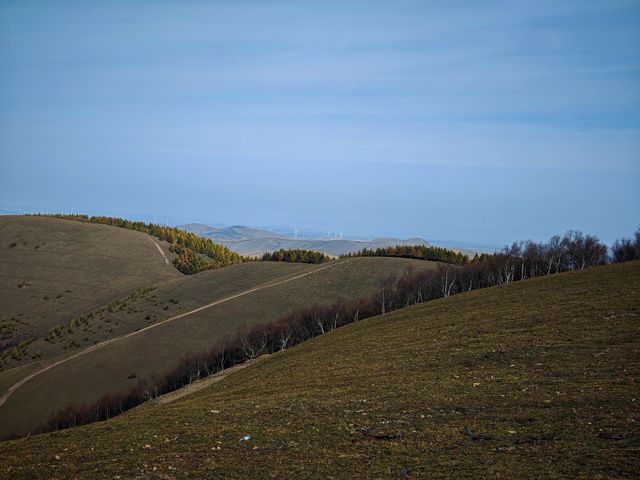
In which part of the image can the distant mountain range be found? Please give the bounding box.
[180,223,456,257]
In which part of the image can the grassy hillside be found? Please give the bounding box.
[0,256,435,437]
[2,262,311,372]
[0,216,180,367]
[37,214,246,274]
[1,261,637,478]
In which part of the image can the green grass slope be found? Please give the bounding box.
[0,256,434,437]
[0,216,181,365]
[1,261,637,478]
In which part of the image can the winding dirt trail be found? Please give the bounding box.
[150,238,170,265]
[0,261,341,408]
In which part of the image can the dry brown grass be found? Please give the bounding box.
[1,261,637,478]
[0,218,435,437]
[0,216,180,358]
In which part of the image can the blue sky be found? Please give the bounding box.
[1,0,639,246]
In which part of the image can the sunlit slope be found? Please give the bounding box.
[1,261,637,478]
[0,257,434,437]
[0,216,180,359]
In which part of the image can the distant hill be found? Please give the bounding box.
[179,223,286,242]
[179,223,433,257]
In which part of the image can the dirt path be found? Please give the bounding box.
[0,262,341,408]
[150,238,170,265]
[156,355,269,405]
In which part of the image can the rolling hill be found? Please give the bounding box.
[0,216,181,364]
[0,258,436,437]
[0,216,438,437]
[0,261,636,478]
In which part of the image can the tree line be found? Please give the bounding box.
[610,228,640,263]
[37,227,639,435]
[341,244,469,265]
[262,248,329,264]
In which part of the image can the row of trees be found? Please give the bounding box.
[470,230,609,284]
[610,228,640,263]
[37,214,246,274]
[261,248,329,264]
[40,227,639,434]
[341,244,469,265]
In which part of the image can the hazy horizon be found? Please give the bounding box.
[2,1,639,246]
[0,205,500,250]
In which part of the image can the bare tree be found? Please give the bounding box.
[438,264,457,297]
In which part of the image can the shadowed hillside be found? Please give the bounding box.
[1,261,637,478]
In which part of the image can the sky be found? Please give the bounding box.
[1,0,639,246]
